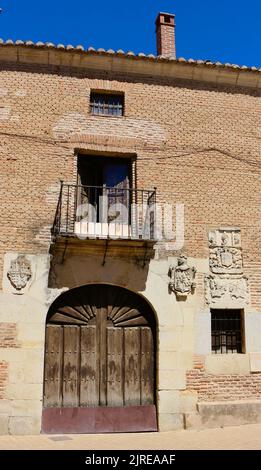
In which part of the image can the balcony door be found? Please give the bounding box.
[103,161,130,224]
[42,284,157,433]
[77,156,131,225]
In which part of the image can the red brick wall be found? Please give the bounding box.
[0,361,8,399]
[0,323,20,348]
[187,356,261,401]
[0,60,260,306]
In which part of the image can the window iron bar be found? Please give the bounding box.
[211,311,242,354]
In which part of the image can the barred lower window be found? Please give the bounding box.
[211,309,243,354]
[90,92,124,116]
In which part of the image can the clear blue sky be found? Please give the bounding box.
[0,1,260,67]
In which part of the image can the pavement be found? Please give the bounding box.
[0,423,260,450]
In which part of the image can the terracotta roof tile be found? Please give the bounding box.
[0,39,260,73]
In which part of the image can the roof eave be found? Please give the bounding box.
[0,42,260,90]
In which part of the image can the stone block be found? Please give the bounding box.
[157,308,183,329]
[159,329,182,351]
[0,415,9,435]
[17,323,45,347]
[18,49,49,66]
[9,361,44,384]
[158,413,184,431]
[48,50,62,66]
[184,413,203,430]
[0,400,11,415]
[180,391,198,413]
[0,349,26,362]
[19,304,47,325]
[11,399,42,417]
[7,383,43,400]
[237,71,259,88]
[180,329,194,351]
[198,400,261,428]
[249,352,261,372]
[245,312,261,352]
[0,345,44,367]
[182,308,195,326]
[9,416,41,435]
[25,348,44,363]
[0,47,18,62]
[176,351,194,370]
[159,370,186,390]
[158,390,180,413]
[205,354,250,375]
[194,310,211,355]
[60,53,74,68]
[158,351,178,370]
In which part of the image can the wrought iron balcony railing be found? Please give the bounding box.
[52,183,157,241]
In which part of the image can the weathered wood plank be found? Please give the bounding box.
[81,303,95,320]
[44,325,63,407]
[63,326,80,407]
[109,290,132,320]
[49,312,86,325]
[58,306,88,323]
[97,307,107,406]
[124,327,141,406]
[107,327,124,406]
[111,306,134,322]
[80,325,98,406]
[141,327,154,405]
[114,308,146,323]
[116,316,148,327]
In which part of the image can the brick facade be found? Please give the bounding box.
[0,38,260,433]
[0,323,20,348]
[0,362,8,399]
[0,64,261,272]
[187,356,261,401]
[0,63,260,306]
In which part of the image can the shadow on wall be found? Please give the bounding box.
[48,244,153,293]
[1,62,258,98]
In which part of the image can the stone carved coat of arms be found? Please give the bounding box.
[168,255,196,299]
[205,228,249,305]
[7,255,32,291]
[209,246,243,274]
[209,229,243,275]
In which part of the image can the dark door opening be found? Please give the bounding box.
[77,156,132,225]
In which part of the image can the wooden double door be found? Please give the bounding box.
[42,284,157,433]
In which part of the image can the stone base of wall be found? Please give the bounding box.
[185,355,261,429]
[0,414,41,435]
[185,400,261,429]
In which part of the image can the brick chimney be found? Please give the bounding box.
[156,12,176,58]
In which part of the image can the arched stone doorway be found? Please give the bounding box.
[42,284,157,433]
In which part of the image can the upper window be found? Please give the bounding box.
[90,92,124,116]
[211,309,244,354]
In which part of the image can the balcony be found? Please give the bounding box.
[52,183,157,243]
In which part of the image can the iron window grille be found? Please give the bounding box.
[90,92,124,116]
[211,310,243,354]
